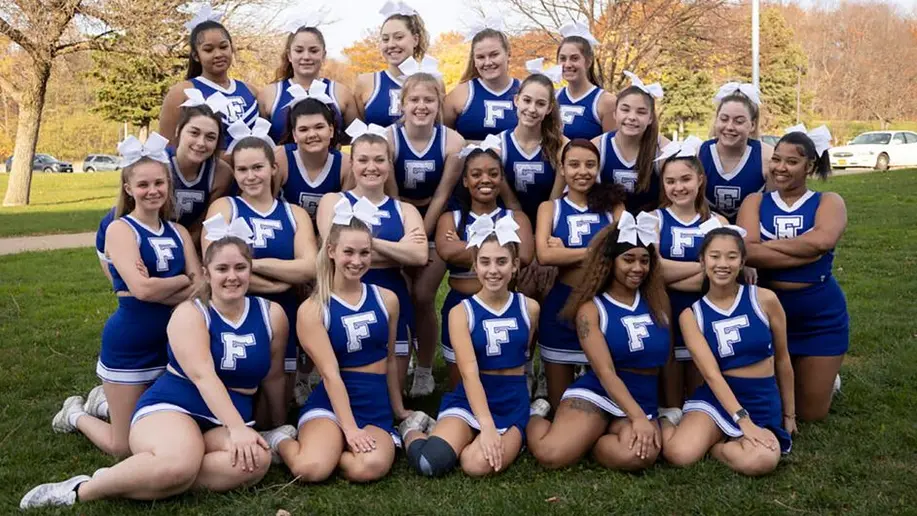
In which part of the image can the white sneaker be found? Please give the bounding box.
[52,396,85,433]
[832,374,842,397]
[85,385,108,420]
[398,410,434,440]
[658,407,684,426]
[19,474,90,509]
[409,372,435,398]
[260,425,297,464]
[530,398,551,418]
[407,354,416,376]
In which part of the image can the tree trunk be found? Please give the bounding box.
[2,64,50,207]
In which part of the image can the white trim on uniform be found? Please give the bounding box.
[748,285,770,328]
[96,361,165,385]
[437,407,512,435]
[674,346,693,361]
[711,143,752,182]
[684,400,743,438]
[561,388,625,417]
[538,343,588,365]
[702,285,744,317]
[298,408,402,446]
[370,284,390,324]
[131,402,256,427]
[256,296,273,342]
[771,189,815,213]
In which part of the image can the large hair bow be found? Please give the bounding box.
[203,214,254,244]
[713,82,761,107]
[525,58,563,84]
[379,0,416,17]
[332,196,381,226]
[784,124,832,156]
[345,119,388,140]
[458,133,502,158]
[181,89,229,114]
[559,21,598,46]
[617,211,659,247]
[285,6,330,32]
[623,71,664,99]
[118,132,170,168]
[226,118,275,152]
[284,82,335,110]
[399,56,442,79]
[466,214,521,249]
[184,4,222,32]
[654,135,704,162]
[463,13,505,42]
[698,217,748,238]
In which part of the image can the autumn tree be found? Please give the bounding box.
[342,31,381,82]
[430,31,466,90]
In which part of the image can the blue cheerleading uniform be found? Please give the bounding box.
[438,293,532,436]
[229,197,301,372]
[132,296,274,429]
[168,146,216,227]
[95,206,117,266]
[597,131,661,213]
[190,77,258,151]
[562,292,670,418]
[500,129,556,223]
[700,138,765,222]
[454,78,520,142]
[267,78,343,143]
[298,284,400,445]
[98,216,186,384]
[657,208,707,361]
[281,144,343,217]
[539,197,615,364]
[758,190,849,357]
[557,86,605,141]
[363,70,403,127]
[683,285,791,453]
[392,123,447,204]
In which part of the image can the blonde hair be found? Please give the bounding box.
[314,218,374,305]
[382,13,429,60]
[460,29,510,83]
[115,158,174,219]
[189,237,253,303]
[399,73,445,125]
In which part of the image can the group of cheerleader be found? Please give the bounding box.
[20,2,849,509]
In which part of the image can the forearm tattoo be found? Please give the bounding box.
[576,315,590,340]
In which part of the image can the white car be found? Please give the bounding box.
[829,131,917,170]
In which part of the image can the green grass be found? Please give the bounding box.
[2,172,917,514]
[0,172,119,237]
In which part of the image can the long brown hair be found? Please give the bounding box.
[518,74,562,172]
[273,26,326,82]
[657,156,712,221]
[190,237,253,303]
[562,139,627,212]
[314,217,374,305]
[115,159,174,220]
[557,37,601,88]
[460,29,510,83]
[615,86,659,193]
[383,13,429,60]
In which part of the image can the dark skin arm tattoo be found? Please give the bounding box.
[567,397,605,415]
[576,314,590,341]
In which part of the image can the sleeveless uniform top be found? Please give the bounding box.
[691,285,773,371]
[593,291,670,369]
[758,190,834,283]
[268,78,343,143]
[657,208,705,262]
[363,70,403,127]
[228,197,297,261]
[96,206,117,264]
[447,207,510,279]
[392,123,447,200]
[109,216,186,294]
[168,146,216,227]
[281,144,343,217]
[169,296,274,390]
[557,85,604,141]
[343,191,405,243]
[190,77,258,151]
[323,283,391,368]
[598,131,661,213]
[500,129,556,222]
[551,196,614,249]
[454,78,520,142]
[700,138,765,221]
[460,292,531,370]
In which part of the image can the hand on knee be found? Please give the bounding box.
[406,437,457,477]
[459,449,495,477]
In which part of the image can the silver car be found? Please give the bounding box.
[82,154,121,172]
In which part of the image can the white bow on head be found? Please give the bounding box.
[184,4,222,32]
[466,214,521,249]
[784,124,832,156]
[345,119,388,140]
[458,133,502,159]
[463,13,505,42]
[379,0,416,17]
[655,135,704,162]
[623,70,664,99]
[181,89,229,114]
[285,6,330,32]
[559,21,598,46]
[226,118,275,152]
[332,196,381,226]
[118,132,170,168]
[203,214,255,244]
[399,56,442,79]
[284,82,335,110]
[698,217,748,238]
[616,211,659,247]
[525,58,563,84]
[713,82,761,107]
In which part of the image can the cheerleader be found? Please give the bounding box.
[700,83,773,223]
[51,134,201,458]
[528,212,671,471]
[401,216,539,477]
[21,235,288,509]
[737,126,847,422]
[661,227,794,476]
[555,23,616,140]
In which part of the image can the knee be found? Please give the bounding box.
[662,441,704,468]
[598,448,658,472]
[406,437,457,478]
[529,441,579,470]
[109,441,132,459]
[345,452,393,483]
[459,447,494,477]
[242,449,272,486]
[288,457,336,483]
[797,403,830,422]
[733,449,779,477]
[155,459,200,491]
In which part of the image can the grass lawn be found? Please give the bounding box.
[1,171,916,514]
[0,172,119,238]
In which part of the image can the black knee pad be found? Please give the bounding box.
[407,436,457,477]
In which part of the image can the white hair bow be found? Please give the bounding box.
[226,118,275,152]
[285,6,330,32]
[623,71,664,99]
[118,132,170,168]
[784,124,832,156]
[203,214,254,244]
[655,135,704,162]
[713,82,761,107]
[463,13,505,42]
[525,58,563,84]
[399,56,442,79]
[458,133,502,158]
[559,21,598,46]
[332,196,381,226]
[184,4,222,32]
[345,119,388,139]
[379,0,416,17]
[181,89,229,114]
[617,211,659,247]
[466,214,521,248]
[284,82,335,110]
[698,217,748,238]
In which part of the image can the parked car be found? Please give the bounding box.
[829,131,917,170]
[760,134,779,147]
[83,154,121,172]
[4,154,73,173]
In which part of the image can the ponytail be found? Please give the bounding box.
[314,217,374,305]
[777,131,832,180]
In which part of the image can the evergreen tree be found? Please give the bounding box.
[657,65,714,139]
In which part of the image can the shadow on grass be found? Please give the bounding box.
[29,196,115,207]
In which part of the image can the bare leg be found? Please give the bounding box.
[662,361,685,408]
[408,254,447,372]
[277,418,345,483]
[338,426,397,482]
[254,372,294,429]
[710,430,781,476]
[660,411,724,467]
[459,427,524,476]
[526,398,608,469]
[592,418,660,472]
[192,426,271,492]
[427,417,476,455]
[75,382,149,457]
[684,361,705,397]
[793,355,844,421]
[544,362,576,410]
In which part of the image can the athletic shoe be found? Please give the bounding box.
[658,407,684,426]
[19,474,90,509]
[530,398,551,418]
[409,371,435,398]
[407,354,416,377]
[398,410,434,440]
[85,385,108,420]
[260,425,297,464]
[51,396,85,433]
[833,374,842,397]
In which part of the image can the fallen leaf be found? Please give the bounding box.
[545,496,558,503]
